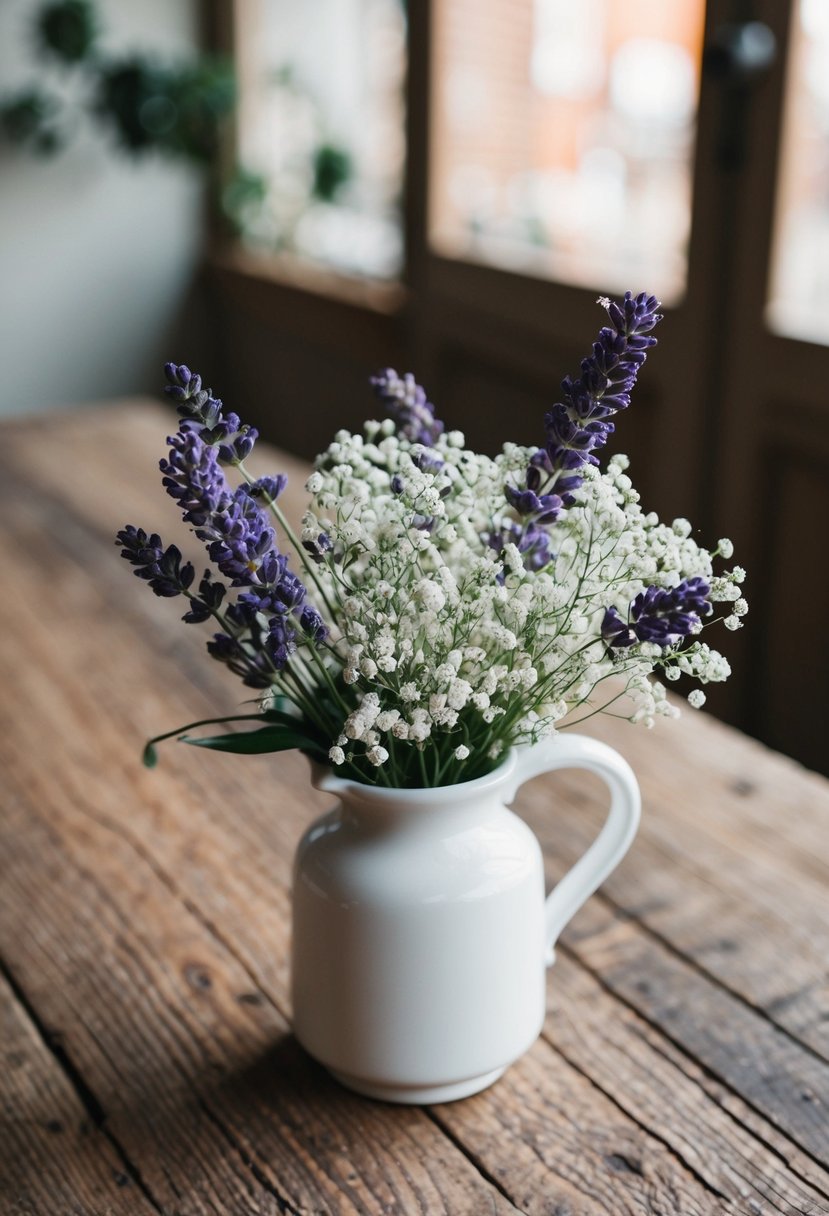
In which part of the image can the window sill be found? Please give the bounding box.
[209,242,408,318]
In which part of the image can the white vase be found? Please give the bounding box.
[291,733,640,1104]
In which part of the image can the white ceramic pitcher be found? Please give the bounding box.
[291,733,640,1103]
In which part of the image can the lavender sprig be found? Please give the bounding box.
[117,363,331,696]
[165,362,338,623]
[508,292,662,509]
[182,571,226,624]
[501,292,662,571]
[545,292,662,493]
[602,577,712,649]
[370,369,444,446]
[160,429,277,585]
[116,526,194,597]
[163,362,258,464]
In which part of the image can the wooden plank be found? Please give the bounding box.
[0,753,524,1215]
[546,951,829,1215]
[551,892,829,1164]
[585,709,829,903]
[518,767,829,1062]
[1,444,828,1210]
[0,968,159,1216]
[431,1039,741,1216]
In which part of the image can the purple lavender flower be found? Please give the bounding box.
[487,519,554,577]
[498,293,661,573]
[602,577,712,649]
[163,363,221,427]
[160,428,230,526]
[300,605,328,643]
[116,527,195,598]
[265,617,298,669]
[370,369,444,446]
[506,292,662,529]
[302,531,335,564]
[248,474,288,502]
[182,570,227,624]
[545,292,662,495]
[116,362,330,694]
[163,363,258,466]
[504,482,563,526]
[199,486,277,585]
[160,430,281,587]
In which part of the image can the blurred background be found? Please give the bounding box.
[1,0,827,773]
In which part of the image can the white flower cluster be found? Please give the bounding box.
[297,424,746,778]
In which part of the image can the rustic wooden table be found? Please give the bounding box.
[2,402,828,1216]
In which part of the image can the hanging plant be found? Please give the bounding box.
[0,0,236,164]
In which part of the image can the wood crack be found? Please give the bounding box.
[538,1023,736,1210]
[591,884,829,1070]
[554,941,829,1196]
[628,1016,829,1208]
[423,1109,527,1215]
[588,838,829,1070]
[0,955,168,1216]
[195,1098,305,1216]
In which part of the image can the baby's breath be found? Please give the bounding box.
[296,410,744,783]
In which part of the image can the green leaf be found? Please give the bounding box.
[141,713,275,768]
[179,725,318,756]
[262,707,310,728]
[37,0,97,64]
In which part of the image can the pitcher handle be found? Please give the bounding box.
[510,734,641,966]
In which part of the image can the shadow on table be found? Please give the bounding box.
[185,1032,431,1194]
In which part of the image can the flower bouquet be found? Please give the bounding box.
[117,292,746,788]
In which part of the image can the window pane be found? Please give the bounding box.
[767,0,829,346]
[429,0,705,303]
[233,0,406,280]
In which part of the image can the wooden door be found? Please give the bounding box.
[213,0,826,772]
[406,0,716,525]
[406,0,827,770]
[710,0,829,771]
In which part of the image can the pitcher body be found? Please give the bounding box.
[291,735,640,1103]
[292,763,546,1102]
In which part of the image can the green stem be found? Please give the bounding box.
[143,714,267,765]
[559,688,631,729]
[236,459,339,620]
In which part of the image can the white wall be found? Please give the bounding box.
[0,0,205,415]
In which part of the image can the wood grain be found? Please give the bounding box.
[0,968,159,1216]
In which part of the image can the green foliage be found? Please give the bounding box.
[0,88,64,154]
[221,166,269,234]
[142,710,328,768]
[37,0,97,64]
[312,143,353,203]
[96,56,235,163]
[180,724,326,759]
[1,1,234,165]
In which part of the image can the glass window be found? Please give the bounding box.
[766,0,829,346]
[231,0,406,280]
[429,0,705,303]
